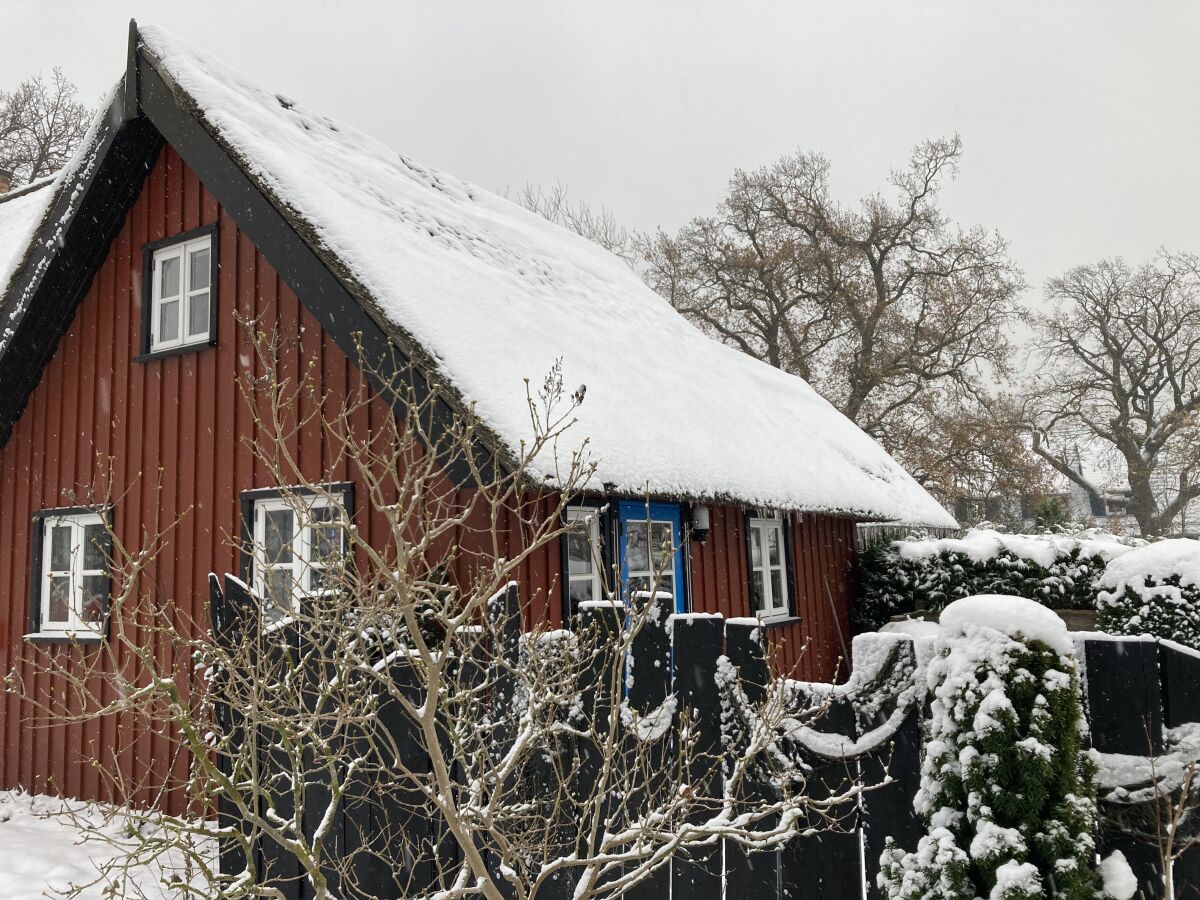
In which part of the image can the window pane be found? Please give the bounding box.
[310,523,342,565]
[187,291,210,337]
[750,527,762,569]
[264,509,294,564]
[47,575,70,623]
[625,523,649,572]
[655,575,674,599]
[83,524,107,570]
[159,255,180,298]
[651,522,673,568]
[770,570,785,613]
[767,526,781,566]
[751,571,765,613]
[50,525,72,571]
[159,299,179,342]
[567,527,594,577]
[81,575,109,625]
[189,247,210,290]
[568,578,596,606]
[307,564,339,594]
[627,575,651,596]
[266,569,293,606]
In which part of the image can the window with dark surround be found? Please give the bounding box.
[745,511,797,623]
[239,484,355,614]
[26,506,113,643]
[138,224,219,361]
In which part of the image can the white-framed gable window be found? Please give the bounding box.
[564,506,603,608]
[748,515,790,621]
[249,489,350,611]
[148,231,214,353]
[33,510,110,637]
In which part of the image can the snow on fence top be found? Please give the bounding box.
[40,24,947,528]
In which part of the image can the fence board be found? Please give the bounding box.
[724,620,779,900]
[671,615,725,900]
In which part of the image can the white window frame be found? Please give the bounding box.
[748,516,790,622]
[251,492,349,611]
[36,511,108,636]
[624,517,677,600]
[149,233,213,353]
[565,506,603,606]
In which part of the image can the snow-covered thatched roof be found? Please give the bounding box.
[0,25,955,528]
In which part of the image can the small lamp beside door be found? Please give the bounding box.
[690,504,711,544]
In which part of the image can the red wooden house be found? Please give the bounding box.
[0,23,954,806]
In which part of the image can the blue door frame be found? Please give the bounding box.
[617,500,687,613]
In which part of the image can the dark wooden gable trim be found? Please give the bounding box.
[0,98,162,447]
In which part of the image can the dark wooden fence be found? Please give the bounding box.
[211,576,1200,899]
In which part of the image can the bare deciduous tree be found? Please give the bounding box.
[900,394,1052,528]
[17,325,861,899]
[1028,252,1200,537]
[516,182,638,267]
[0,68,93,186]
[638,137,1026,467]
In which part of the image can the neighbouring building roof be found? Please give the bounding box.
[0,179,56,315]
[0,24,956,529]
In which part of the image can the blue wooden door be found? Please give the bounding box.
[617,500,686,613]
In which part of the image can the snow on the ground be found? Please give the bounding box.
[0,791,210,899]
[129,25,954,528]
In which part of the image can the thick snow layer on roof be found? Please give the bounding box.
[0,180,55,302]
[135,26,953,525]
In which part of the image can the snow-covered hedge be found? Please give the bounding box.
[879,595,1103,899]
[853,529,1141,632]
[1097,539,1200,649]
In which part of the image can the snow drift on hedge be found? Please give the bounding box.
[939,593,1075,656]
[107,26,954,526]
[1096,538,1200,648]
[854,528,1142,632]
[897,529,1137,568]
[1098,538,1200,601]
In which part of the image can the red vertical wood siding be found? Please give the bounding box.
[0,147,562,810]
[687,508,856,682]
[0,145,858,809]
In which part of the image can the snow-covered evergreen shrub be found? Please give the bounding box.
[853,529,1139,632]
[879,595,1102,900]
[1096,538,1200,649]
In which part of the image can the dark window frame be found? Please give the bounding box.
[136,223,220,363]
[27,504,114,645]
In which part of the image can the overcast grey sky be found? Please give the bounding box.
[5,1,1200,321]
